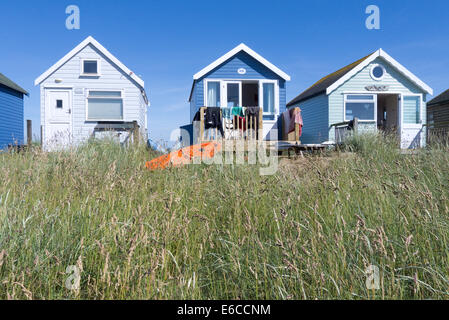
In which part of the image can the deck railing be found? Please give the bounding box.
[331,118,359,145]
[198,107,263,142]
[427,122,449,146]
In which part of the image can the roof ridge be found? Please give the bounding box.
[287,52,375,107]
[306,53,372,92]
[428,88,449,105]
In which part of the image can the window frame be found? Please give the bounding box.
[85,89,125,122]
[204,80,222,107]
[203,78,279,117]
[80,59,101,77]
[343,94,377,122]
[223,81,242,108]
[260,80,278,116]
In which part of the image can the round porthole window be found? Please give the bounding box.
[370,64,386,81]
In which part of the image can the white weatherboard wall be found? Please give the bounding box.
[39,44,147,147]
[328,57,427,144]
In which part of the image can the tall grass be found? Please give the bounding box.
[0,136,448,299]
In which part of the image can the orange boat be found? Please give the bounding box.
[145,142,222,170]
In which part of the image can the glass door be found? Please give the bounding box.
[223,81,242,108]
[259,80,278,116]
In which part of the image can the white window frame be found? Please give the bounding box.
[343,94,377,122]
[202,78,279,116]
[203,79,222,107]
[222,81,242,108]
[85,89,125,122]
[260,80,279,116]
[370,64,386,81]
[80,58,101,77]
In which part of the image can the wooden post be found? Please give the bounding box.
[132,121,139,145]
[353,117,359,134]
[26,120,32,147]
[258,108,263,141]
[295,123,300,142]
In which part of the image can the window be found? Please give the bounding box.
[370,64,385,81]
[82,60,99,75]
[428,112,434,128]
[345,95,375,121]
[87,91,123,121]
[263,83,275,114]
[56,99,63,109]
[203,79,278,114]
[206,81,220,107]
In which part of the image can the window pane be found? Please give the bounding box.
[83,61,98,74]
[263,83,274,113]
[88,98,123,120]
[345,102,375,120]
[89,91,121,97]
[346,95,374,100]
[56,100,63,109]
[403,96,420,124]
[207,82,220,107]
[372,66,384,78]
[227,83,239,107]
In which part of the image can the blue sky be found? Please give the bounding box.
[0,0,448,143]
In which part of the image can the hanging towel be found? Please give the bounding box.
[282,109,291,139]
[222,107,232,119]
[289,107,303,134]
[231,106,244,118]
[204,107,224,137]
[245,106,260,129]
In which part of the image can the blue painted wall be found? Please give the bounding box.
[189,51,286,122]
[0,84,24,148]
[289,93,329,144]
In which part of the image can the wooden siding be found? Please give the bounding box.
[0,85,24,148]
[190,51,286,122]
[40,44,147,145]
[289,93,329,144]
[328,57,427,142]
[428,102,449,129]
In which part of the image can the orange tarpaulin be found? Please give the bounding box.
[145,142,222,170]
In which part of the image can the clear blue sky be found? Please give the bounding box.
[0,0,448,143]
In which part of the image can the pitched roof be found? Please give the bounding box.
[193,43,291,81]
[34,36,145,90]
[189,43,290,102]
[0,73,28,95]
[427,89,449,106]
[287,53,373,107]
[287,49,433,107]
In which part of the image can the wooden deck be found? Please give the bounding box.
[197,106,302,143]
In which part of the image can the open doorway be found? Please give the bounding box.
[377,94,399,135]
[242,81,259,107]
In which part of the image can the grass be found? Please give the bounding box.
[0,135,448,300]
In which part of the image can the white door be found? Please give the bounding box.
[400,94,424,149]
[222,81,242,108]
[44,89,72,151]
